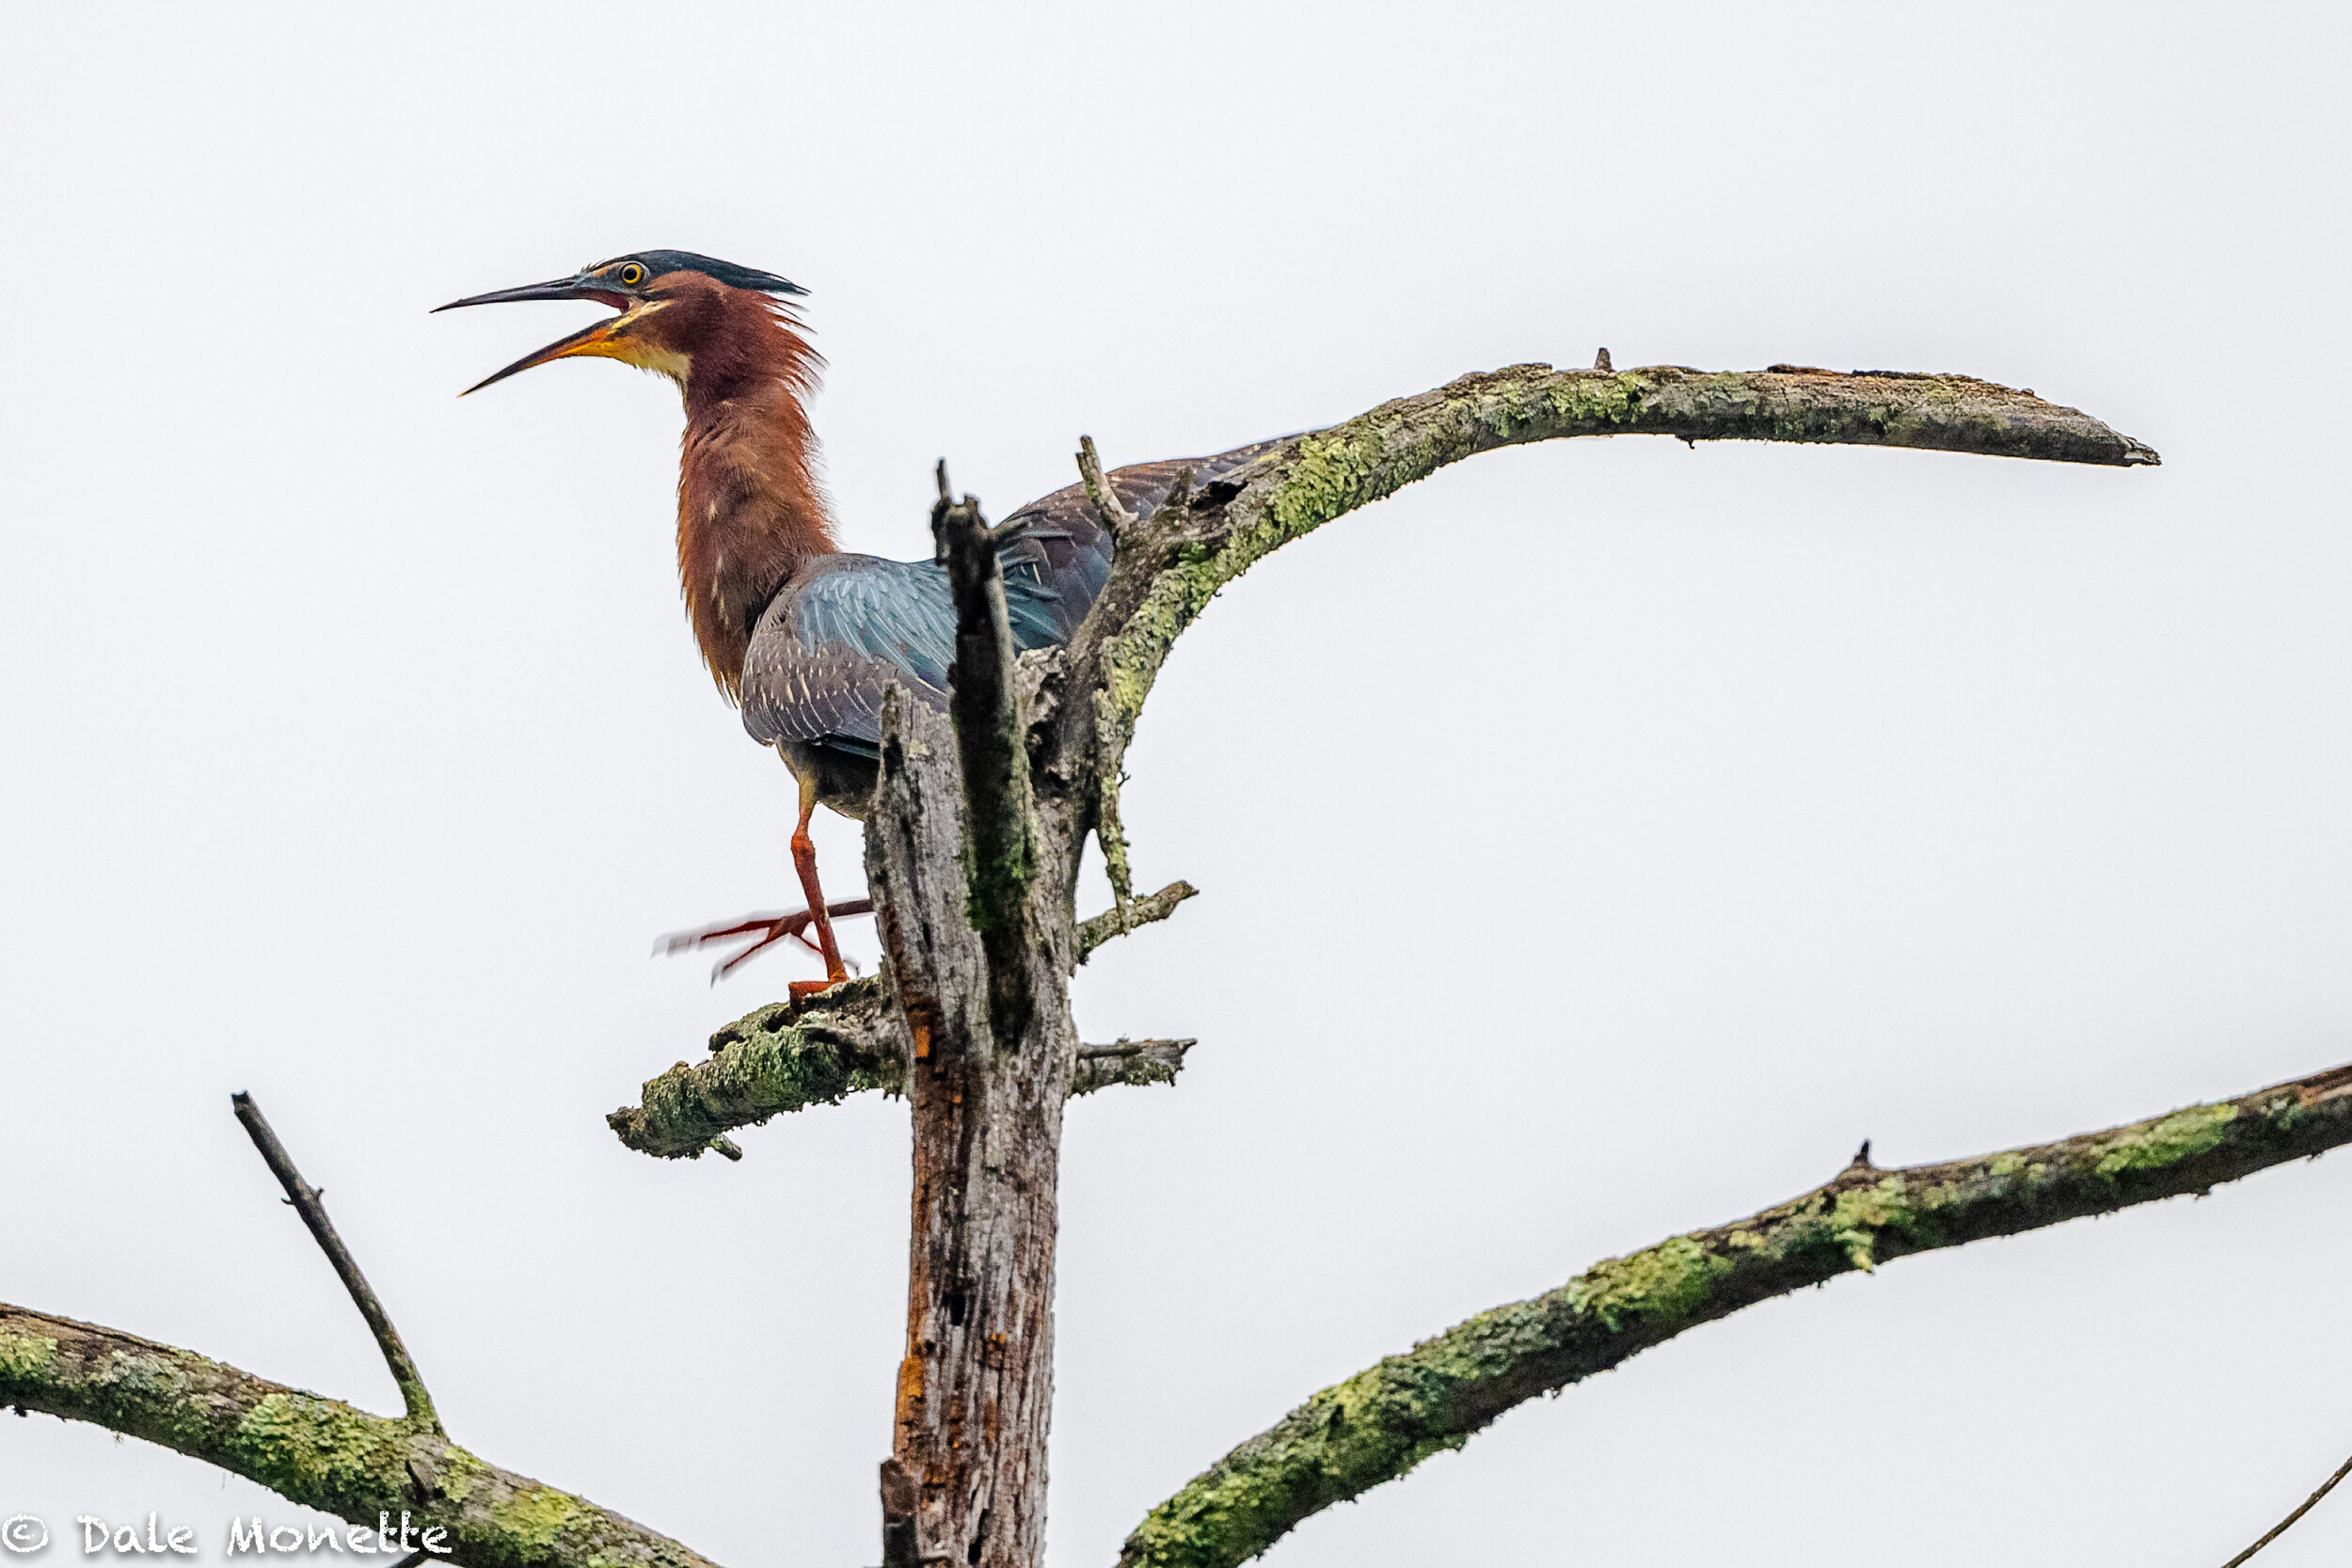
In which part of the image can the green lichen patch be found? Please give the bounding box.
[1564,1235,1731,1332]
[612,989,899,1158]
[0,1330,59,1383]
[228,1392,398,1502]
[2093,1103,2238,1178]
[1825,1176,1915,1271]
[486,1485,598,1554]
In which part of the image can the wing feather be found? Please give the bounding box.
[740,437,1295,759]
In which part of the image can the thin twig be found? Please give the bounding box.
[1076,435,1138,535]
[230,1092,441,1433]
[2219,1448,2352,1568]
[1076,879,1198,961]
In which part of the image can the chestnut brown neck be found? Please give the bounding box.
[670,288,835,695]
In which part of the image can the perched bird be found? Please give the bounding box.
[438,250,1267,991]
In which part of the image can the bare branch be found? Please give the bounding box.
[1077,435,1139,536]
[231,1091,439,1435]
[607,979,896,1159]
[608,982,1189,1159]
[1059,363,2159,819]
[1077,879,1198,961]
[0,1304,721,1568]
[1073,1039,1194,1095]
[1117,1059,2352,1568]
[2221,1447,2352,1568]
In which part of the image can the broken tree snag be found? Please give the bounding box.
[1116,1060,2352,1568]
[1072,1038,1195,1095]
[931,480,1044,1042]
[866,690,1081,1568]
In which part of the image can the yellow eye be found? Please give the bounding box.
[617,261,646,286]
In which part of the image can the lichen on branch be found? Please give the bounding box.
[0,1306,720,1568]
[1116,1060,2351,1568]
[607,979,1196,1160]
[608,978,898,1159]
[1057,363,2158,824]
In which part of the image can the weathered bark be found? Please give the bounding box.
[1115,1061,2352,1568]
[869,684,1075,1568]
[0,1306,719,1568]
[863,480,1095,1568]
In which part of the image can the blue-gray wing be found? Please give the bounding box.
[741,556,954,758]
[739,437,1294,758]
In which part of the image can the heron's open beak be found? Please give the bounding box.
[433,274,639,396]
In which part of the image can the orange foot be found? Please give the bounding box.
[656,899,875,984]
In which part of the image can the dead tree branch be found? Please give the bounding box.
[1077,435,1139,537]
[1078,879,1197,960]
[1115,1060,2352,1568]
[232,1091,440,1434]
[606,978,1191,1160]
[2221,1445,2352,1568]
[0,1305,720,1568]
[1073,1038,1195,1093]
[1049,364,2158,889]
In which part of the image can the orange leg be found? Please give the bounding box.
[656,898,874,981]
[653,774,866,988]
[787,779,849,998]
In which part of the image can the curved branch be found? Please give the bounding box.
[0,1305,720,1568]
[1116,1059,2350,1568]
[1062,363,2157,799]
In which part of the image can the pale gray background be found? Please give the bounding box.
[5,3,2348,1564]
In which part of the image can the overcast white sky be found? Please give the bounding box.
[6,3,2351,1564]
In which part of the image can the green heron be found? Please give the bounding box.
[438,251,1260,992]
